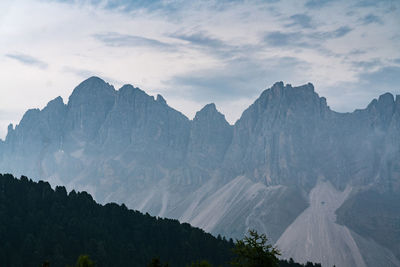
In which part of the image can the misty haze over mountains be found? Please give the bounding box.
[0,77,399,267]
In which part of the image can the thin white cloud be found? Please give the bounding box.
[5,53,48,69]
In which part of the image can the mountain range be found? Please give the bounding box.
[1,77,399,267]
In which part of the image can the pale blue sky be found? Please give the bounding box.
[0,0,399,138]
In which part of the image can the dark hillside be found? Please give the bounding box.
[0,173,233,267]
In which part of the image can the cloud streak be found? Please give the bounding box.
[93,32,171,49]
[264,31,305,47]
[167,56,310,102]
[5,53,48,69]
[171,32,225,48]
[263,25,352,49]
[360,14,383,25]
[311,26,352,40]
[286,14,314,29]
[305,0,333,9]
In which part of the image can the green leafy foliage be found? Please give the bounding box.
[76,255,95,267]
[231,229,280,267]
[230,230,321,267]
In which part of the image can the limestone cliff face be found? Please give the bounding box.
[320,92,400,191]
[1,96,67,179]
[65,76,116,140]
[187,103,233,170]
[223,82,400,193]
[97,84,191,167]
[223,82,330,189]
[0,77,399,266]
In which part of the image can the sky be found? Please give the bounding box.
[0,0,399,138]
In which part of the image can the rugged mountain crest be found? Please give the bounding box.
[97,82,191,168]
[0,77,399,267]
[156,94,167,105]
[223,82,330,189]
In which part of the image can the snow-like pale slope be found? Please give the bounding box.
[169,175,306,240]
[276,181,366,267]
[182,176,278,232]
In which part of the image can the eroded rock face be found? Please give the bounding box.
[65,76,116,140]
[223,82,330,189]
[0,77,399,266]
[97,84,191,166]
[224,82,400,192]
[188,103,233,170]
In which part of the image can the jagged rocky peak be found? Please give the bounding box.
[294,82,315,92]
[5,110,38,142]
[68,76,115,106]
[117,84,156,102]
[118,84,143,94]
[239,81,327,125]
[366,92,397,124]
[6,96,68,146]
[377,92,395,112]
[378,92,395,104]
[225,81,333,188]
[257,81,319,104]
[268,81,314,95]
[365,92,397,129]
[368,93,394,108]
[41,97,68,122]
[378,93,396,123]
[271,81,284,91]
[65,77,116,138]
[115,84,157,109]
[367,98,378,110]
[45,96,65,109]
[40,96,68,134]
[5,123,14,141]
[193,103,231,128]
[195,103,219,119]
[19,108,41,126]
[199,103,217,112]
[156,94,167,105]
